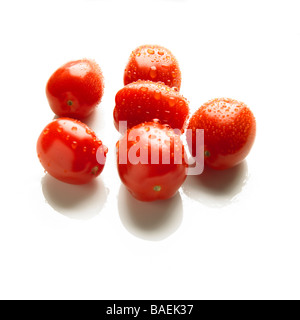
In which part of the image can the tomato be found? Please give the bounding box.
[187,98,256,170]
[37,118,108,184]
[46,59,104,119]
[124,45,181,90]
[113,80,189,133]
[117,121,187,202]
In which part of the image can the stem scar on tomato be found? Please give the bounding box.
[153,185,162,192]
[67,100,73,106]
[204,150,211,157]
[91,166,99,175]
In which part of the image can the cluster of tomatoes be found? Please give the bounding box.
[37,45,256,202]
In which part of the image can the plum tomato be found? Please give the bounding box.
[117,121,187,202]
[46,59,104,119]
[124,44,181,90]
[187,98,256,170]
[37,118,108,184]
[113,80,189,134]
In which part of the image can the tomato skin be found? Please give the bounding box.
[117,122,187,202]
[37,118,108,184]
[113,80,189,133]
[187,98,256,170]
[124,45,181,90]
[46,59,104,119]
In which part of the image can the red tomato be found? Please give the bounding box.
[187,98,256,170]
[46,59,104,119]
[117,121,187,202]
[113,80,189,133]
[37,118,108,184]
[124,45,181,90]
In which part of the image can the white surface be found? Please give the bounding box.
[0,0,299,300]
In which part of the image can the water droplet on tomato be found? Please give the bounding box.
[72,126,77,131]
[57,127,63,133]
[71,141,78,149]
[147,48,155,55]
[140,86,148,92]
[43,128,49,135]
[154,90,161,100]
[168,97,176,107]
[149,66,157,79]
[103,146,108,155]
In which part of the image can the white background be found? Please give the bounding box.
[0,0,299,300]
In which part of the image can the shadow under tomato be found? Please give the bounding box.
[182,161,249,208]
[41,174,108,220]
[118,185,183,241]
